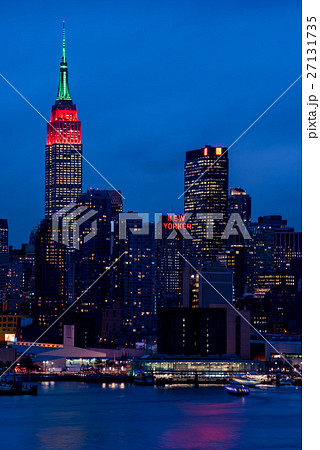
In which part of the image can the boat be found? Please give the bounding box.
[229,376,260,386]
[133,372,154,386]
[279,377,292,386]
[225,384,250,396]
[0,381,38,396]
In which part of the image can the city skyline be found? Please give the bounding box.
[0,1,301,247]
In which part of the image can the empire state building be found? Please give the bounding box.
[45,22,82,219]
[35,23,82,331]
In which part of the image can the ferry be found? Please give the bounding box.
[225,384,250,396]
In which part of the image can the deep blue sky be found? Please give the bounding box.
[0,0,301,247]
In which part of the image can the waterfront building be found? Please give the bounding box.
[130,356,264,377]
[184,145,229,265]
[162,261,250,358]
[157,306,250,359]
[251,333,302,370]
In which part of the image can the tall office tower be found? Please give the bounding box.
[73,189,122,346]
[184,145,228,265]
[45,23,82,219]
[228,188,251,223]
[155,215,183,309]
[34,24,80,338]
[115,217,156,340]
[0,220,9,254]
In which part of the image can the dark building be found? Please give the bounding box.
[163,260,251,358]
[183,261,233,308]
[184,145,229,265]
[258,270,301,334]
[2,244,35,314]
[0,219,9,255]
[45,23,82,219]
[115,217,156,340]
[157,306,250,359]
[0,219,9,305]
[0,254,9,305]
[246,215,291,293]
[73,189,122,345]
[34,219,67,333]
[274,230,302,269]
[155,215,183,308]
[101,301,124,347]
[235,293,267,335]
[228,187,251,223]
[217,245,246,300]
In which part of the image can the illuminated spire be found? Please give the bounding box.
[56,21,72,103]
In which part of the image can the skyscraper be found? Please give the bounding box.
[72,189,123,346]
[114,217,156,339]
[35,23,81,337]
[155,215,183,309]
[0,219,9,255]
[228,187,251,223]
[184,145,229,264]
[45,22,82,219]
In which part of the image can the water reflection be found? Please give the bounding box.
[37,426,86,449]
[159,402,244,448]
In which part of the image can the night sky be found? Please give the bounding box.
[0,0,301,247]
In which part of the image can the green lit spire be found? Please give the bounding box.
[56,21,72,103]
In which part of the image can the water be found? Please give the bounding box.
[0,382,301,449]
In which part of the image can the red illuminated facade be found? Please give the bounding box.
[46,105,81,146]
